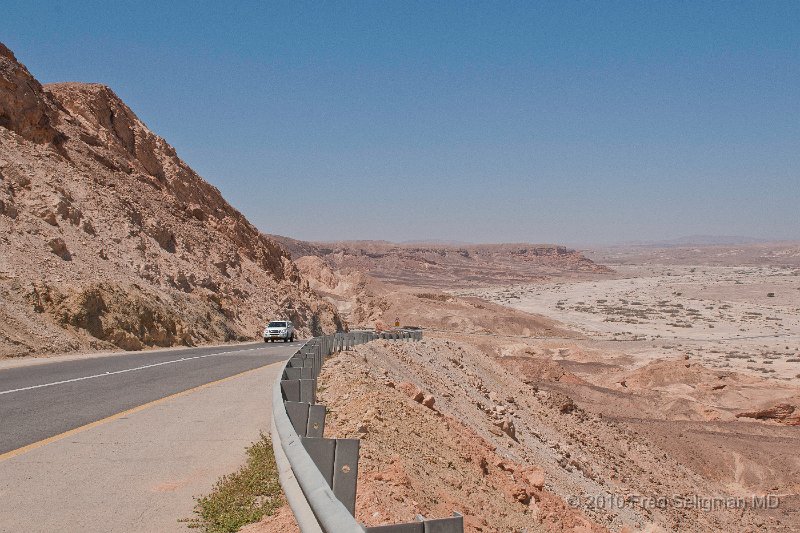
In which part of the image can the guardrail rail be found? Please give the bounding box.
[271,329,464,533]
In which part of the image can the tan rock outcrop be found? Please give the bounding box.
[0,44,62,146]
[736,402,800,425]
[0,43,340,357]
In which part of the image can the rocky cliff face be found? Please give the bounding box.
[0,44,63,146]
[0,43,340,357]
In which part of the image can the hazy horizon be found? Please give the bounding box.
[4,2,798,244]
[274,233,798,248]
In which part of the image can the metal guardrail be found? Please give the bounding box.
[271,329,464,533]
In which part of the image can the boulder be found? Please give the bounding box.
[521,466,546,490]
[397,381,425,403]
[422,394,436,409]
[48,238,71,260]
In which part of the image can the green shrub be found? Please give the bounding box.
[183,434,283,532]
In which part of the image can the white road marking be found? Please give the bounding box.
[0,345,278,396]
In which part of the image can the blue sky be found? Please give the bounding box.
[3,1,798,244]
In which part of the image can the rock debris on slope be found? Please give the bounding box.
[316,338,771,532]
[0,43,340,357]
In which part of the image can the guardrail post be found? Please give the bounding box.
[301,438,336,486]
[363,513,462,533]
[281,378,317,404]
[333,439,360,516]
[281,379,300,402]
[284,401,327,438]
[307,404,326,438]
[417,513,464,532]
[302,437,361,517]
[274,331,453,533]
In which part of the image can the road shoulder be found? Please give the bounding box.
[0,360,282,533]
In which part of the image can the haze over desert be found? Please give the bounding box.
[2,3,799,533]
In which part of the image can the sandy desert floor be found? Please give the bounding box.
[454,264,800,382]
[252,249,800,532]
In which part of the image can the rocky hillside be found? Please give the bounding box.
[0,43,340,357]
[293,255,572,338]
[256,336,781,531]
[271,236,611,289]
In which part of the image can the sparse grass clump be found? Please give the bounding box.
[183,433,283,532]
[416,292,451,302]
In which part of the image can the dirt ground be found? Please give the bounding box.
[455,264,800,382]
[255,335,795,532]
[253,244,800,532]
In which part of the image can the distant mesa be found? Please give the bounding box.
[269,235,612,289]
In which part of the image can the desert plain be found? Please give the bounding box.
[459,245,800,382]
[253,241,800,533]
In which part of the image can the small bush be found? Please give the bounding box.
[416,292,451,302]
[183,434,283,532]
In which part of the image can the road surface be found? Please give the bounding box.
[0,340,299,532]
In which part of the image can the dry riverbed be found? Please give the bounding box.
[454,265,800,382]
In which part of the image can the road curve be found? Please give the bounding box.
[0,340,302,532]
[0,341,299,455]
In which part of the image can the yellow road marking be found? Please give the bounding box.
[0,362,280,463]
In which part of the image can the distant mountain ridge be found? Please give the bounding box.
[269,235,611,289]
[623,235,771,247]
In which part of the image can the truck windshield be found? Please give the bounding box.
[268,322,287,328]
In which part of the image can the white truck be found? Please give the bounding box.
[263,320,295,342]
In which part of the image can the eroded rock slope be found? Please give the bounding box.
[0,43,339,357]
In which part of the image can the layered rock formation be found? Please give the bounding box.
[293,254,570,337]
[0,43,340,357]
[272,236,611,289]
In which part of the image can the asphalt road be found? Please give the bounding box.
[0,340,299,455]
